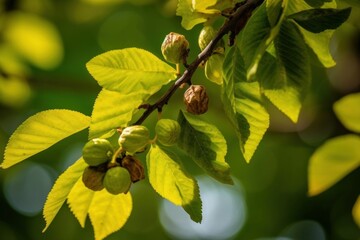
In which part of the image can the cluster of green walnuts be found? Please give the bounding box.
[81,119,181,195]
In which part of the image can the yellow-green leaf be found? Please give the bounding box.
[286,0,336,15]
[89,89,143,139]
[67,178,95,228]
[2,110,90,169]
[146,144,202,222]
[89,190,132,240]
[333,93,360,133]
[308,134,360,196]
[177,111,233,184]
[222,47,269,162]
[3,12,63,69]
[86,48,177,94]
[42,158,87,232]
[353,196,360,228]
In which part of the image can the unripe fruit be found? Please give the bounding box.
[103,166,131,195]
[155,119,181,146]
[121,155,145,183]
[161,32,189,64]
[184,85,209,115]
[82,138,114,166]
[198,26,225,54]
[118,125,150,155]
[82,167,105,191]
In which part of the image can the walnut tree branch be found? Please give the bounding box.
[133,0,264,126]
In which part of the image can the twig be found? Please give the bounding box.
[133,0,264,126]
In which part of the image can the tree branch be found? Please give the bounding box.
[133,0,264,126]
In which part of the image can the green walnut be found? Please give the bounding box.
[161,32,189,64]
[198,25,225,54]
[82,138,114,166]
[103,166,131,195]
[82,167,105,191]
[118,125,150,155]
[155,119,181,146]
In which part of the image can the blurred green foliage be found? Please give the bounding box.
[0,0,359,239]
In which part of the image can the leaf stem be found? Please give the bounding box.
[133,0,264,126]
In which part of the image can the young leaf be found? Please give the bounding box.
[205,54,224,85]
[259,20,311,123]
[353,196,360,228]
[177,111,233,184]
[43,158,87,232]
[86,48,177,94]
[333,93,360,133]
[288,8,351,33]
[2,110,90,169]
[146,144,202,222]
[308,134,360,196]
[88,190,132,240]
[88,89,143,139]
[67,178,95,228]
[222,47,269,162]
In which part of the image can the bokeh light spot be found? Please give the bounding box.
[159,176,247,240]
[3,163,53,216]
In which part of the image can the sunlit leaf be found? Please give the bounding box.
[0,76,31,108]
[258,20,311,123]
[239,1,286,81]
[222,47,269,162]
[205,54,224,85]
[88,190,132,240]
[353,196,360,228]
[89,89,143,139]
[3,12,63,69]
[67,178,95,228]
[308,134,360,196]
[286,0,336,15]
[333,93,360,133]
[2,110,90,169]
[288,8,351,33]
[146,144,202,222]
[86,48,177,94]
[304,0,332,8]
[42,158,87,232]
[177,111,233,184]
[295,27,335,68]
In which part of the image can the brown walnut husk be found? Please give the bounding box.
[183,85,209,115]
[82,166,106,191]
[121,155,145,183]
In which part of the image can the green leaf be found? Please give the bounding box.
[259,20,311,123]
[286,0,336,15]
[86,48,177,94]
[205,54,224,85]
[308,134,360,196]
[288,8,351,33]
[177,111,233,184]
[353,196,360,228]
[67,178,95,228]
[333,93,360,133]
[88,190,132,240]
[239,1,286,81]
[42,158,87,232]
[88,89,143,139]
[146,144,202,222]
[2,110,90,169]
[305,0,332,8]
[295,26,336,68]
[222,47,269,162]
